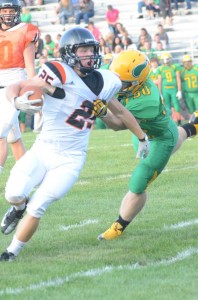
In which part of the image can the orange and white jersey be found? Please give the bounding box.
[37,61,121,153]
[0,22,40,86]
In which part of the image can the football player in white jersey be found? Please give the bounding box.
[0,27,150,261]
[0,0,40,175]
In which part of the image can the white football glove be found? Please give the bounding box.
[176,91,182,100]
[136,134,150,159]
[14,91,43,114]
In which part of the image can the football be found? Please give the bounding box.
[19,85,44,106]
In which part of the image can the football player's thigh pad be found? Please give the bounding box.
[27,152,86,218]
[0,89,20,138]
[7,122,22,143]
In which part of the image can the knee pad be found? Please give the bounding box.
[5,171,30,204]
[5,194,26,205]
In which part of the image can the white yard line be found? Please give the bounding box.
[79,164,198,185]
[106,174,131,181]
[0,248,197,296]
[60,219,98,231]
[60,216,198,232]
[163,164,198,172]
[164,219,198,229]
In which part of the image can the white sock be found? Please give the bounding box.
[0,166,3,174]
[7,235,27,257]
[13,203,26,211]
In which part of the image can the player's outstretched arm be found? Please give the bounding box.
[105,97,146,139]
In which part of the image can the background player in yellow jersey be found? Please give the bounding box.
[0,0,40,175]
[180,54,198,118]
[156,52,183,125]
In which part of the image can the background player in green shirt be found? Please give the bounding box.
[149,56,159,86]
[95,49,198,240]
[157,52,183,125]
[180,54,198,117]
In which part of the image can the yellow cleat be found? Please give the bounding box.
[189,111,198,134]
[97,222,123,240]
[189,111,198,125]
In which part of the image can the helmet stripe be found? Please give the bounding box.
[133,61,148,78]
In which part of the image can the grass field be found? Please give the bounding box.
[0,129,198,300]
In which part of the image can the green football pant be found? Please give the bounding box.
[130,118,178,193]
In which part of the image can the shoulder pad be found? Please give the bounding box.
[99,69,120,81]
[38,61,72,87]
[25,23,40,43]
[97,69,122,99]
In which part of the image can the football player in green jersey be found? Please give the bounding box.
[96,49,198,240]
[157,52,183,124]
[180,54,198,117]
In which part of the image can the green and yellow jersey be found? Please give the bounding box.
[156,64,180,88]
[120,78,169,139]
[180,65,198,93]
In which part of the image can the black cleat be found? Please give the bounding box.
[1,204,26,235]
[0,251,16,262]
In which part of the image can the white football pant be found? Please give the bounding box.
[0,88,21,142]
[5,139,86,218]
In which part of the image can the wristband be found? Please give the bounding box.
[51,87,65,99]
[99,110,108,119]
[139,134,147,142]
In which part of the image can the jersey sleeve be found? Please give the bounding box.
[38,61,70,87]
[24,23,40,48]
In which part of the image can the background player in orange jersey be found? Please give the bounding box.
[0,0,40,175]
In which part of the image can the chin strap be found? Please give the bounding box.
[79,67,94,75]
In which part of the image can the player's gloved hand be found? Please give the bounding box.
[176,91,182,100]
[136,134,150,159]
[92,99,108,118]
[13,91,43,114]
